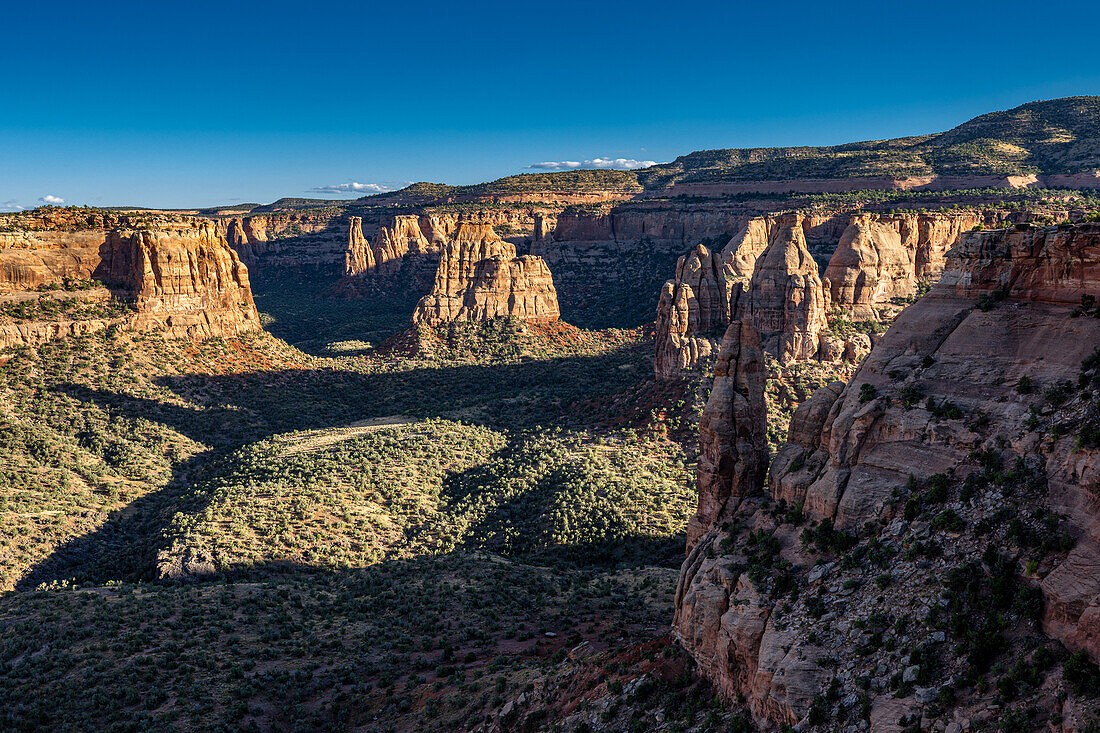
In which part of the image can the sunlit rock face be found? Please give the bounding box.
[824,211,984,318]
[412,235,559,326]
[0,217,260,347]
[655,244,730,379]
[675,222,1100,728]
[735,213,828,364]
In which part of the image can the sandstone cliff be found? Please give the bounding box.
[674,221,1100,730]
[654,245,730,379]
[219,210,347,269]
[737,213,829,364]
[411,236,560,327]
[824,211,985,317]
[721,217,771,285]
[654,213,864,378]
[682,314,768,548]
[345,213,539,277]
[101,222,260,339]
[0,218,260,348]
[344,216,374,275]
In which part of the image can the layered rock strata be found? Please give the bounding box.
[682,314,768,547]
[101,222,260,338]
[0,220,259,347]
[674,222,1100,728]
[218,210,347,269]
[344,216,373,274]
[653,210,994,378]
[720,217,771,285]
[736,213,829,364]
[824,211,984,317]
[344,214,541,277]
[412,237,560,326]
[654,245,730,379]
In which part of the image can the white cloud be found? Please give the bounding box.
[310,181,401,196]
[38,194,65,204]
[527,157,658,171]
[0,200,24,212]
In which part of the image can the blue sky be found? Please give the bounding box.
[2,0,1099,210]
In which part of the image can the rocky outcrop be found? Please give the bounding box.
[737,213,828,364]
[0,230,112,291]
[345,213,539,278]
[909,210,984,278]
[534,213,556,242]
[411,236,560,326]
[98,222,260,339]
[0,317,113,351]
[720,217,771,285]
[344,216,374,275]
[0,219,260,347]
[823,215,915,318]
[941,222,1100,304]
[675,222,1100,729]
[371,215,434,271]
[825,211,985,317]
[654,213,860,378]
[654,245,730,379]
[769,223,1100,533]
[219,210,348,269]
[683,315,768,547]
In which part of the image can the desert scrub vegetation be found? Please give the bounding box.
[1,315,689,588]
[764,355,852,451]
[158,421,692,575]
[0,278,703,730]
[0,292,135,323]
[0,557,678,731]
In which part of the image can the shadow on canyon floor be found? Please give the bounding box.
[3,548,683,731]
[16,345,669,590]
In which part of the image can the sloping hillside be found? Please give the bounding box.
[639,96,1100,186]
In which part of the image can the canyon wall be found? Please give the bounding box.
[824,211,985,317]
[0,217,260,348]
[654,213,837,378]
[101,222,260,338]
[663,171,1100,199]
[736,213,829,364]
[412,233,560,326]
[344,211,546,277]
[654,209,1017,378]
[674,221,1100,730]
[654,245,729,379]
[683,314,768,547]
[219,210,347,269]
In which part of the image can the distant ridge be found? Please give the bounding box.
[233,97,1100,212]
[372,97,1100,201]
[638,96,1100,187]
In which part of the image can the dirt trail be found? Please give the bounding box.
[276,415,416,456]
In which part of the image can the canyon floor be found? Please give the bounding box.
[0,276,742,732]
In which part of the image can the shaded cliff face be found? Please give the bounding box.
[683,315,768,548]
[824,211,985,317]
[674,222,1100,730]
[654,245,729,379]
[220,210,348,269]
[738,214,829,364]
[411,237,559,327]
[0,220,259,348]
